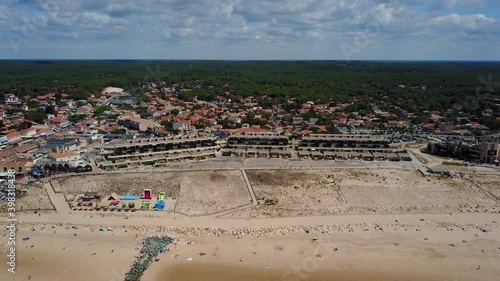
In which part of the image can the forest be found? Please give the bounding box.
[1,60,499,118]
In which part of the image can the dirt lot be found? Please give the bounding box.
[406,144,445,165]
[174,170,251,216]
[224,169,500,218]
[0,184,55,213]
[55,172,183,198]
[463,174,500,200]
[54,171,251,216]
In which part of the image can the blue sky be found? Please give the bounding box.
[1,0,499,60]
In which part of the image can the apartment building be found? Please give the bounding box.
[298,134,407,161]
[118,117,159,132]
[222,132,291,158]
[478,142,500,163]
[97,136,218,169]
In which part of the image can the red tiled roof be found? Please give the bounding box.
[14,143,37,153]
[5,131,20,139]
[0,149,16,159]
[0,158,33,167]
[20,128,36,134]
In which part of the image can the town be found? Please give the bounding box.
[0,61,499,281]
[0,79,499,177]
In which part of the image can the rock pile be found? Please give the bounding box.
[124,236,173,281]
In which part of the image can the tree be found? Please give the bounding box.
[27,110,46,124]
[69,114,86,122]
[327,124,340,134]
[194,119,209,130]
[161,121,174,132]
[119,104,134,110]
[45,105,56,115]
[170,109,179,116]
[15,122,32,131]
[94,105,108,115]
[112,129,127,134]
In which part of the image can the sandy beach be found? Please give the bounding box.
[2,212,500,281]
[143,224,500,281]
[1,168,499,281]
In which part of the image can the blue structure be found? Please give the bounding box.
[154,201,166,210]
[120,195,138,200]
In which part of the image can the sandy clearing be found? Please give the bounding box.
[174,170,251,216]
[0,185,55,213]
[230,169,499,218]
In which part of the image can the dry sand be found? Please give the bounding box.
[52,169,500,218]
[174,171,251,216]
[232,169,500,218]
[0,185,55,213]
[3,213,500,281]
[54,170,251,216]
[2,168,500,281]
[149,227,500,281]
[1,229,139,281]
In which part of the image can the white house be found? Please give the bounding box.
[20,128,37,137]
[47,151,85,167]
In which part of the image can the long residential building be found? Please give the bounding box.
[221,133,408,161]
[222,132,292,158]
[297,134,407,161]
[301,134,390,149]
[97,136,218,169]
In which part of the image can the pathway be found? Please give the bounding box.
[241,169,257,205]
[45,181,71,213]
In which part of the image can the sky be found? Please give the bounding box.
[0,0,499,60]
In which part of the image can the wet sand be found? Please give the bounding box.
[161,264,436,281]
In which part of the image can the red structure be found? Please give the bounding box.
[143,189,152,200]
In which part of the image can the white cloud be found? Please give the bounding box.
[1,0,499,59]
[431,13,496,29]
[430,0,488,10]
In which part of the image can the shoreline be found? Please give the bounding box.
[2,212,499,281]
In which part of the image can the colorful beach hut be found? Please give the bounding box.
[141,201,151,210]
[158,192,166,201]
[143,189,152,200]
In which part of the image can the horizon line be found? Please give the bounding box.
[1,59,500,63]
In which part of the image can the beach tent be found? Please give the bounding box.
[107,193,119,201]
